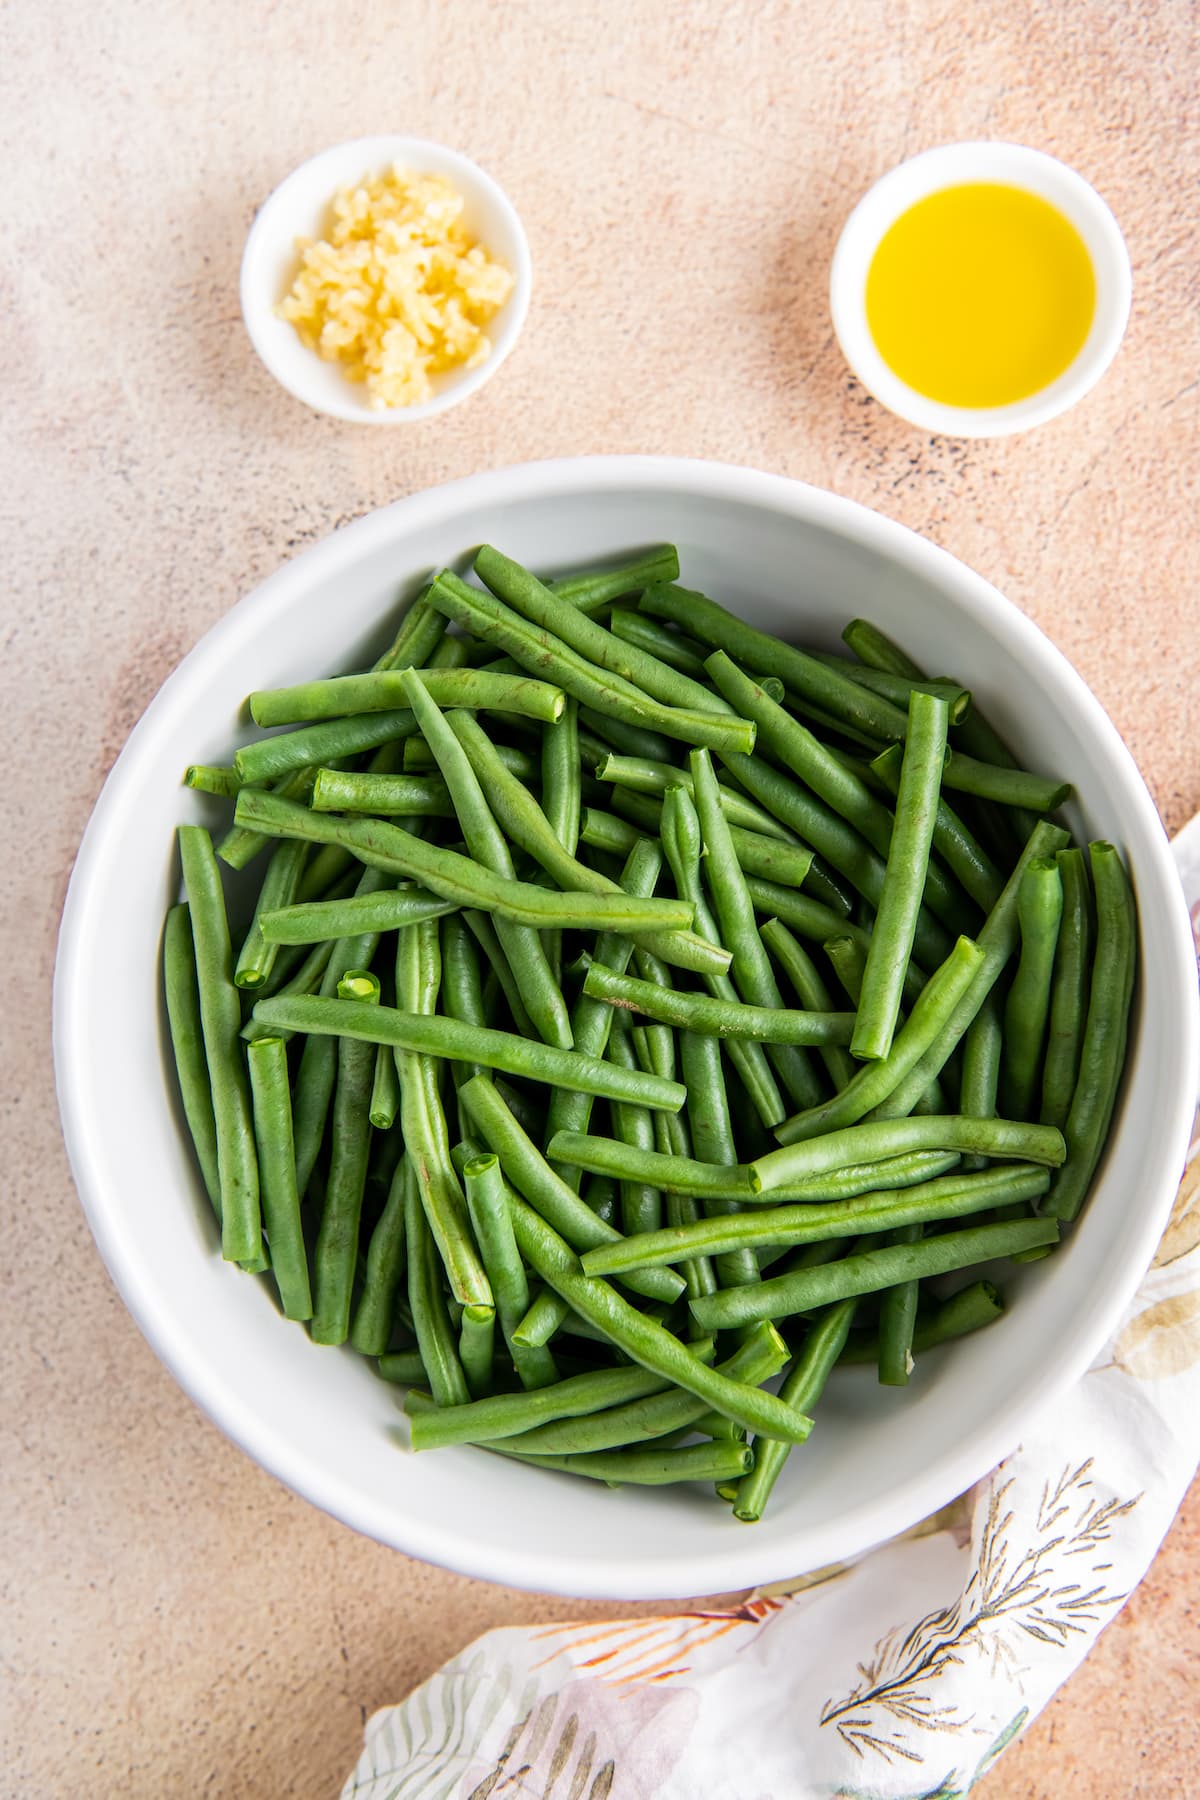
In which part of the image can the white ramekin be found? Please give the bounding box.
[240,134,532,425]
[830,142,1132,437]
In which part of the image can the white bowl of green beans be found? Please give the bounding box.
[54,457,1199,1600]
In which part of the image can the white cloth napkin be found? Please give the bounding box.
[343,828,1200,1800]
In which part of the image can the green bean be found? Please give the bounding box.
[1001,857,1064,1119]
[680,1029,761,1291]
[615,998,720,1298]
[759,920,856,1092]
[942,751,1071,814]
[253,927,336,1007]
[439,914,486,1083]
[212,590,446,871]
[290,865,391,1194]
[234,788,694,935]
[260,885,456,946]
[368,1043,400,1129]
[474,544,740,721]
[776,937,983,1144]
[541,695,581,855]
[871,820,1071,1120]
[245,1036,312,1319]
[404,1161,470,1407]
[825,929,946,1116]
[691,748,824,1110]
[458,1074,685,1305]
[295,840,359,904]
[581,961,855,1046]
[600,791,818,891]
[446,713,730,977]
[608,1039,663,1237]
[375,590,450,672]
[234,839,310,991]
[233,710,422,786]
[176,827,262,1265]
[824,932,942,1111]
[428,569,755,756]
[877,1221,922,1386]
[401,670,572,1048]
[309,970,380,1343]
[749,1151,964,1205]
[406,735,538,780]
[460,910,536,1040]
[752,1114,1064,1194]
[959,991,1003,1171]
[839,1279,1005,1363]
[578,1166,1049,1274]
[812,653,972,723]
[507,1192,814,1442]
[578,708,675,764]
[1044,843,1137,1221]
[785,855,856,918]
[747,875,884,963]
[640,584,911,742]
[376,1349,427,1384]
[582,1175,619,1229]
[250,667,566,728]
[841,618,924,679]
[841,617,1038,830]
[578,807,643,859]
[706,653,969,935]
[593,753,800,843]
[184,764,243,798]
[512,1287,572,1349]
[494,1322,786,1455]
[258,994,686,1110]
[497,1440,754,1485]
[428,630,476,669]
[766,1235,855,1275]
[459,1309,495,1398]
[546,1131,756,1201]
[408,1353,709,1448]
[548,546,680,609]
[162,903,221,1216]
[349,1151,409,1355]
[869,743,1003,913]
[609,609,708,677]
[310,770,455,817]
[853,692,951,1061]
[735,1290,867,1522]
[1041,847,1094,1130]
[395,920,495,1315]
[463,1153,559,1389]
[691,1214,1059,1331]
[658,784,788,1130]
[544,838,666,1172]
[721,752,952,971]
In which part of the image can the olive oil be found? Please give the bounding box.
[865,183,1096,409]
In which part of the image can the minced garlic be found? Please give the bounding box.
[278,165,514,410]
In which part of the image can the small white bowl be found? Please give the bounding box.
[240,134,532,425]
[830,142,1132,437]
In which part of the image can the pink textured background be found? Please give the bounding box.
[3,0,1198,1793]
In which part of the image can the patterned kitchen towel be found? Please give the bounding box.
[343,827,1200,1800]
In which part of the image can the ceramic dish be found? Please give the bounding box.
[53,457,1198,1600]
[240,134,532,424]
[830,142,1132,437]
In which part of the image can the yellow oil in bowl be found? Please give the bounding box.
[865,183,1096,409]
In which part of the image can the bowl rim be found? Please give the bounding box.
[829,140,1133,438]
[53,455,1199,1598]
[239,132,533,425]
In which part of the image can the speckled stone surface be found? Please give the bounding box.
[4,1,1198,1793]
